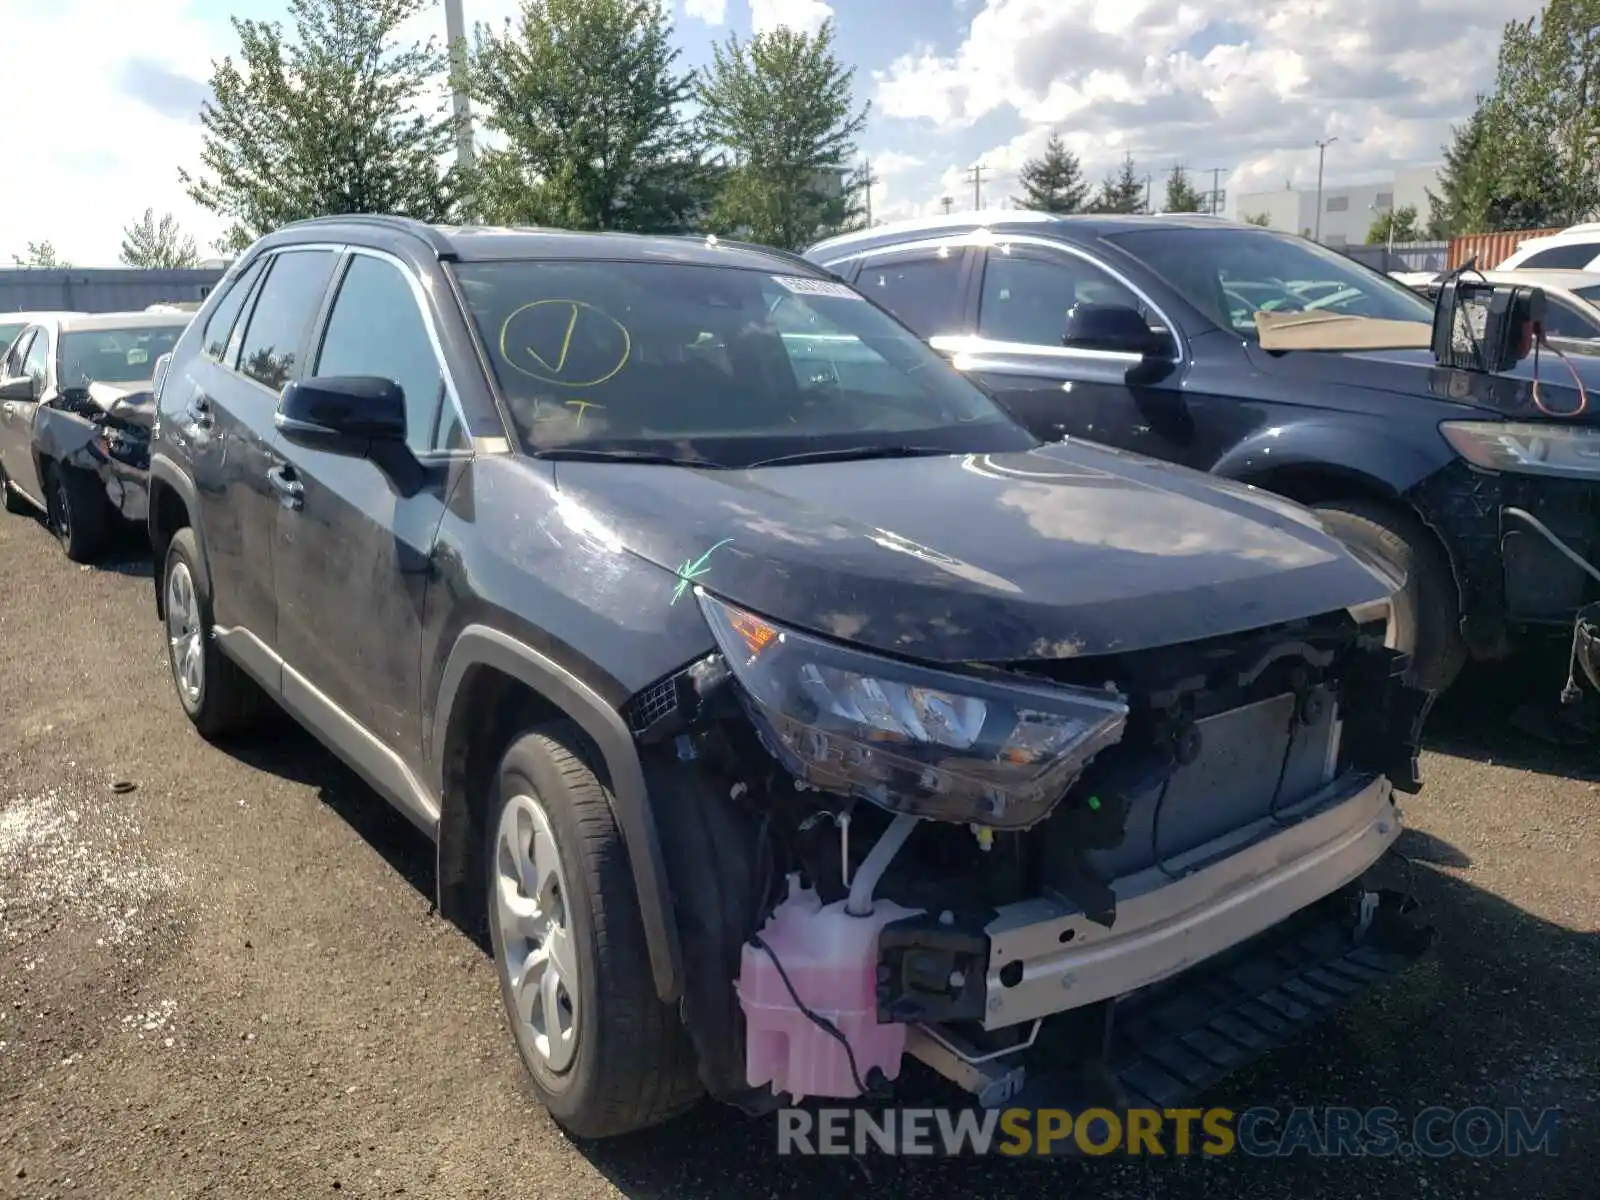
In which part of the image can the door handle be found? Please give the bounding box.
[187,396,214,430]
[267,464,304,511]
[0,401,13,417]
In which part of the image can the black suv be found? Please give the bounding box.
[148,215,1430,1138]
[807,214,1600,701]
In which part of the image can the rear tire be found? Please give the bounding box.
[161,527,271,739]
[46,461,111,562]
[1314,498,1466,693]
[486,722,701,1139]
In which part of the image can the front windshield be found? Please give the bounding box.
[453,259,1034,465]
[60,324,186,386]
[1108,228,1436,337]
[1573,284,1600,306]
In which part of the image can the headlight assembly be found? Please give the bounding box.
[696,591,1128,829]
[1440,420,1600,479]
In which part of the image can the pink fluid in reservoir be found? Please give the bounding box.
[736,875,924,1101]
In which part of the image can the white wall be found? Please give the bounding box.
[1234,164,1444,245]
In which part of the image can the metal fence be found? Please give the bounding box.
[0,267,227,314]
[1338,241,1450,273]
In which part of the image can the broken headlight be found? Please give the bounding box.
[1440,421,1600,479]
[697,591,1128,828]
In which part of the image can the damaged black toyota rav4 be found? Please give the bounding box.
[147,215,1432,1138]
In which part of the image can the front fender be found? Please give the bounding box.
[1213,419,1453,497]
[432,624,685,1005]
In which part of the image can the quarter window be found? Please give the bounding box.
[3,329,36,378]
[235,250,338,391]
[201,257,266,360]
[313,254,447,453]
[22,328,49,386]
[855,253,964,335]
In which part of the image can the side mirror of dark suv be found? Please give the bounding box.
[275,375,406,453]
[1063,302,1173,359]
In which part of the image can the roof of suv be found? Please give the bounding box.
[807,210,1252,259]
[276,214,829,276]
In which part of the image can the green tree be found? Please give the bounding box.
[1366,204,1423,245]
[695,20,869,250]
[181,0,459,253]
[1012,132,1089,213]
[466,0,708,232]
[1427,104,1498,236]
[119,209,201,268]
[1162,165,1207,213]
[1430,3,1600,235]
[10,240,68,268]
[1086,153,1146,213]
[1241,212,1272,227]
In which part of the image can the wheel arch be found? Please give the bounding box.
[432,625,685,1005]
[1233,459,1469,647]
[146,455,207,619]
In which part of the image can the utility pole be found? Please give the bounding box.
[967,162,987,210]
[444,0,476,182]
[1211,166,1223,215]
[1144,174,1152,214]
[859,158,879,226]
[1313,137,1338,242]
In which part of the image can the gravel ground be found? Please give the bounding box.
[0,508,1596,1199]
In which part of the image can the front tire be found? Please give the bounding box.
[161,527,270,738]
[486,723,701,1139]
[47,462,111,562]
[1314,498,1466,693]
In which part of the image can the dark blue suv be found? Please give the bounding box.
[808,213,1600,702]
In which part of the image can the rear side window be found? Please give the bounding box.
[201,257,266,360]
[314,254,447,454]
[1518,243,1600,270]
[236,250,338,391]
[856,253,964,335]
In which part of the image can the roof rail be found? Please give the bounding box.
[280,213,456,257]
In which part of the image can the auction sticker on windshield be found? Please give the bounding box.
[772,275,861,300]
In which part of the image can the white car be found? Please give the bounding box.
[0,310,83,359]
[1421,268,1600,347]
[1495,222,1600,272]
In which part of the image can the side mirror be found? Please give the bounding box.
[1063,302,1173,359]
[151,352,173,399]
[275,375,406,453]
[0,375,36,401]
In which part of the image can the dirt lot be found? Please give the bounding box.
[0,508,1596,1199]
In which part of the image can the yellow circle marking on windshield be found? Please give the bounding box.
[499,299,631,388]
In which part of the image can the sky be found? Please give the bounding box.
[6,0,1540,266]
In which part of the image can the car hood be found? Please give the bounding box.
[84,380,156,428]
[1248,339,1600,423]
[552,441,1393,664]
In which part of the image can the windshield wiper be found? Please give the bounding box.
[531,447,729,468]
[746,445,955,468]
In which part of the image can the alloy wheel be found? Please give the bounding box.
[165,560,204,707]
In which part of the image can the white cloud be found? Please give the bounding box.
[749,0,835,37]
[685,0,729,24]
[0,2,228,266]
[874,0,1538,218]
